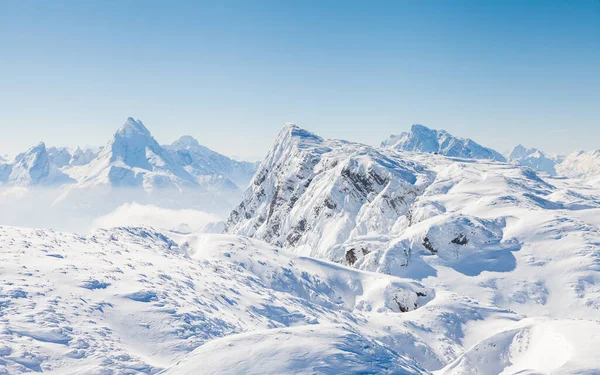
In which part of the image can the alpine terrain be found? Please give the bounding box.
[0,123,599,374]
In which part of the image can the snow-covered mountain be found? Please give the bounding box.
[69,146,99,166]
[1,122,600,374]
[165,135,257,191]
[0,142,74,186]
[223,123,600,373]
[382,124,506,161]
[0,118,259,232]
[73,117,201,190]
[226,123,432,263]
[556,149,600,179]
[508,144,559,175]
[0,118,256,194]
[47,146,73,168]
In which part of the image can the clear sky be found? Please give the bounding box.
[1,0,598,160]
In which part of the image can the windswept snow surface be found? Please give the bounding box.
[0,228,446,374]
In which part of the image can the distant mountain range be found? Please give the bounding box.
[507,144,563,176]
[381,124,598,179]
[1,120,600,374]
[381,124,507,161]
[0,121,597,191]
[0,117,257,192]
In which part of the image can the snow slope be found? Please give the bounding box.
[0,227,442,374]
[438,318,600,375]
[382,124,506,162]
[2,223,595,374]
[557,149,600,179]
[161,324,426,375]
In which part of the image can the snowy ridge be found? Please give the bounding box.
[77,117,200,190]
[557,149,600,179]
[508,144,559,176]
[165,135,256,191]
[161,324,426,375]
[70,146,100,166]
[47,147,73,168]
[226,123,432,262]
[382,124,506,161]
[438,318,600,375]
[0,142,74,186]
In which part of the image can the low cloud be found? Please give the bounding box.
[92,202,221,232]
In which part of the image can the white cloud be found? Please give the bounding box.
[92,203,221,232]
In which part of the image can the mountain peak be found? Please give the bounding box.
[30,142,47,152]
[277,123,322,143]
[508,144,557,175]
[410,124,433,133]
[172,135,200,149]
[117,117,151,137]
[508,144,531,160]
[382,124,506,162]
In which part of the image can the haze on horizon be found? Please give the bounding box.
[1,0,598,160]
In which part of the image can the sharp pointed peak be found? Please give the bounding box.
[277,123,322,142]
[116,117,151,137]
[28,142,47,152]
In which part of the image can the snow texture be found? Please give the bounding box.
[1,122,599,374]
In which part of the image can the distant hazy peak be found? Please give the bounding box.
[382,124,506,162]
[172,135,201,149]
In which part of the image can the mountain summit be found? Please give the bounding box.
[79,117,196,189]
[117,117,152,137]
[0,142,73,186]
[381,124,506,161]
[508,144,558,176]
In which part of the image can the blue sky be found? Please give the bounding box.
[1,0,598,160]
